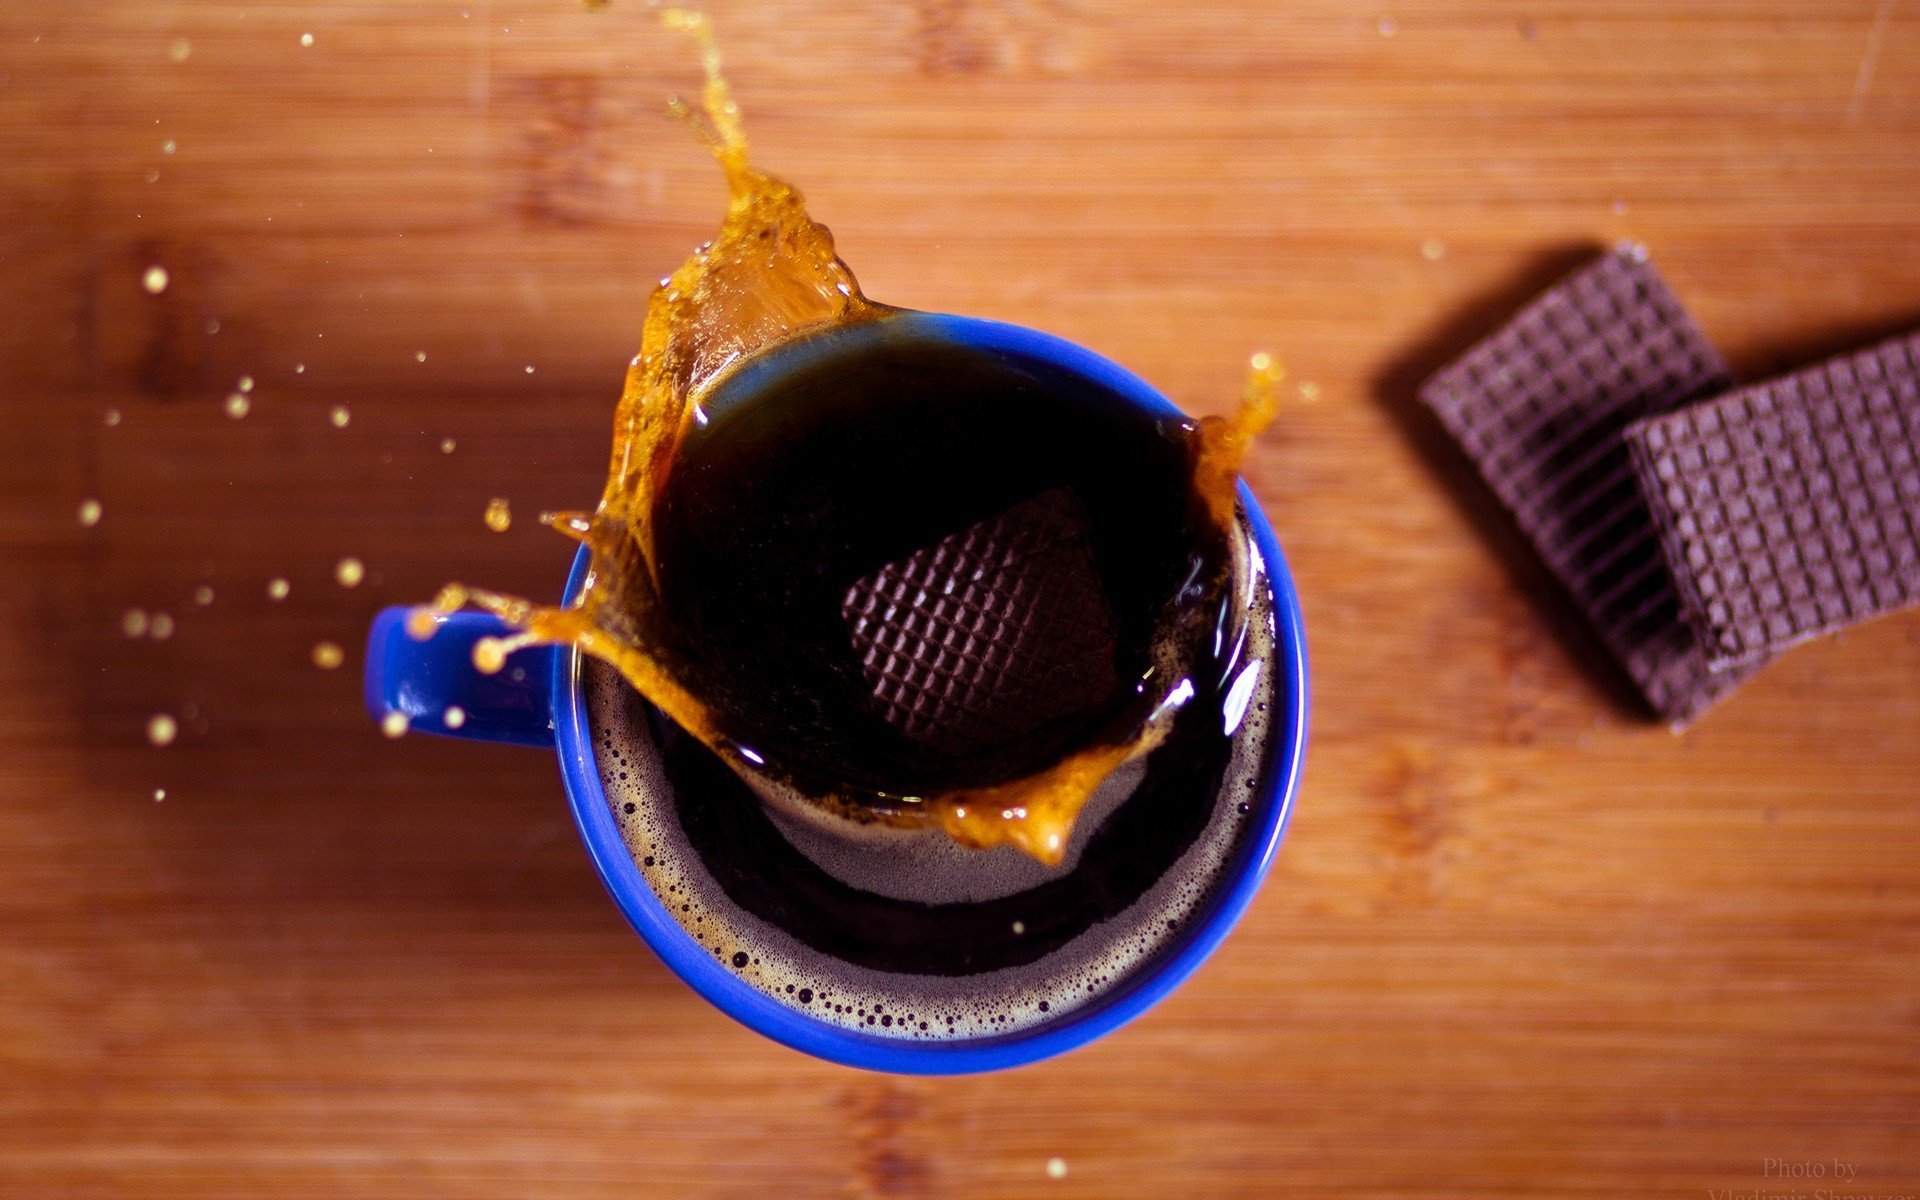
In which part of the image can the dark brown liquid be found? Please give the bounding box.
[575,320,1281,1035]
[415,9,1280,865]
[646,323,1229,810]
[398,8,1297,1037]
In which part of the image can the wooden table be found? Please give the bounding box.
[5,2,1918,1195]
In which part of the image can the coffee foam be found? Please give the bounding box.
[587,521,1280,1041]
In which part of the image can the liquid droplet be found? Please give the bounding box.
[193,585,214,606]
[443,705,467,730]
[104,408,122,426]
[294,362,306,374]
[168,38,192,62]
[473,638,507,674]
[1421,238,1446,261]
[407,585,469,640]
[1297,380,1322,402]
[153,787,167,801]
[237,375,254,393]
[381,710,409,738]
[162,139,177,155]
[299,32,314,46]
[472,631,536,675]
[483,497,512,532]
[224,392,250,419]
[1377,14,1398,36]
[415,351,427,363]
[77,498,102,527]
[121,609,149,638]
[147,713,178,746]
[439,437,457,454]
[266,577,290,601]
[1046,1158,1068,1180]
[142,265,169,294]
[335,556,365,588]
[149,613,175,639]
[329,404,351,428]
[311,641,344,670]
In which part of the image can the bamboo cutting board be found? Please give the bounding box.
[3,1,1918,1196]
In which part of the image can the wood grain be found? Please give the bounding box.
[4,1,1919,1196]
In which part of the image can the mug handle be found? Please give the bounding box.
[363,607,557,747]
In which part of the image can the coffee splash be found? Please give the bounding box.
[409,9,1277,864]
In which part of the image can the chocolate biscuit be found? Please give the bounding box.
[841,487,1121,756]
[1626,330,1920,667]
[1419,246,1755,721]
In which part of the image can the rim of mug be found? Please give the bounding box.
[550,311,1309,1074]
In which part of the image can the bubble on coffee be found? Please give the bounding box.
[587,521,1281,1040]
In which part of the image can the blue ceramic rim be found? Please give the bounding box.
[550,311,1309,1074]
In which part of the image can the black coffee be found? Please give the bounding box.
[645,330,1232,810]
[587,326,1282,1038]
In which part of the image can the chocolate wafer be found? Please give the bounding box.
[1419,245,1753,722]
[1625,330,1920,668]
[841,486,1121,756]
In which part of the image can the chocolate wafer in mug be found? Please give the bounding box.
[1419,245,1756,722]
[1625,330,1920,668]
[841,486,1121,757]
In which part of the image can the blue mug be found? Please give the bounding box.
[364,312,1309,1073]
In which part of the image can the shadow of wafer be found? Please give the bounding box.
[1721,310,1920,384]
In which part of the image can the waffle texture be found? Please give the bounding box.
[840,487,1121,756]
[1626,331,1920,667]
[1419,246,1753,721]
